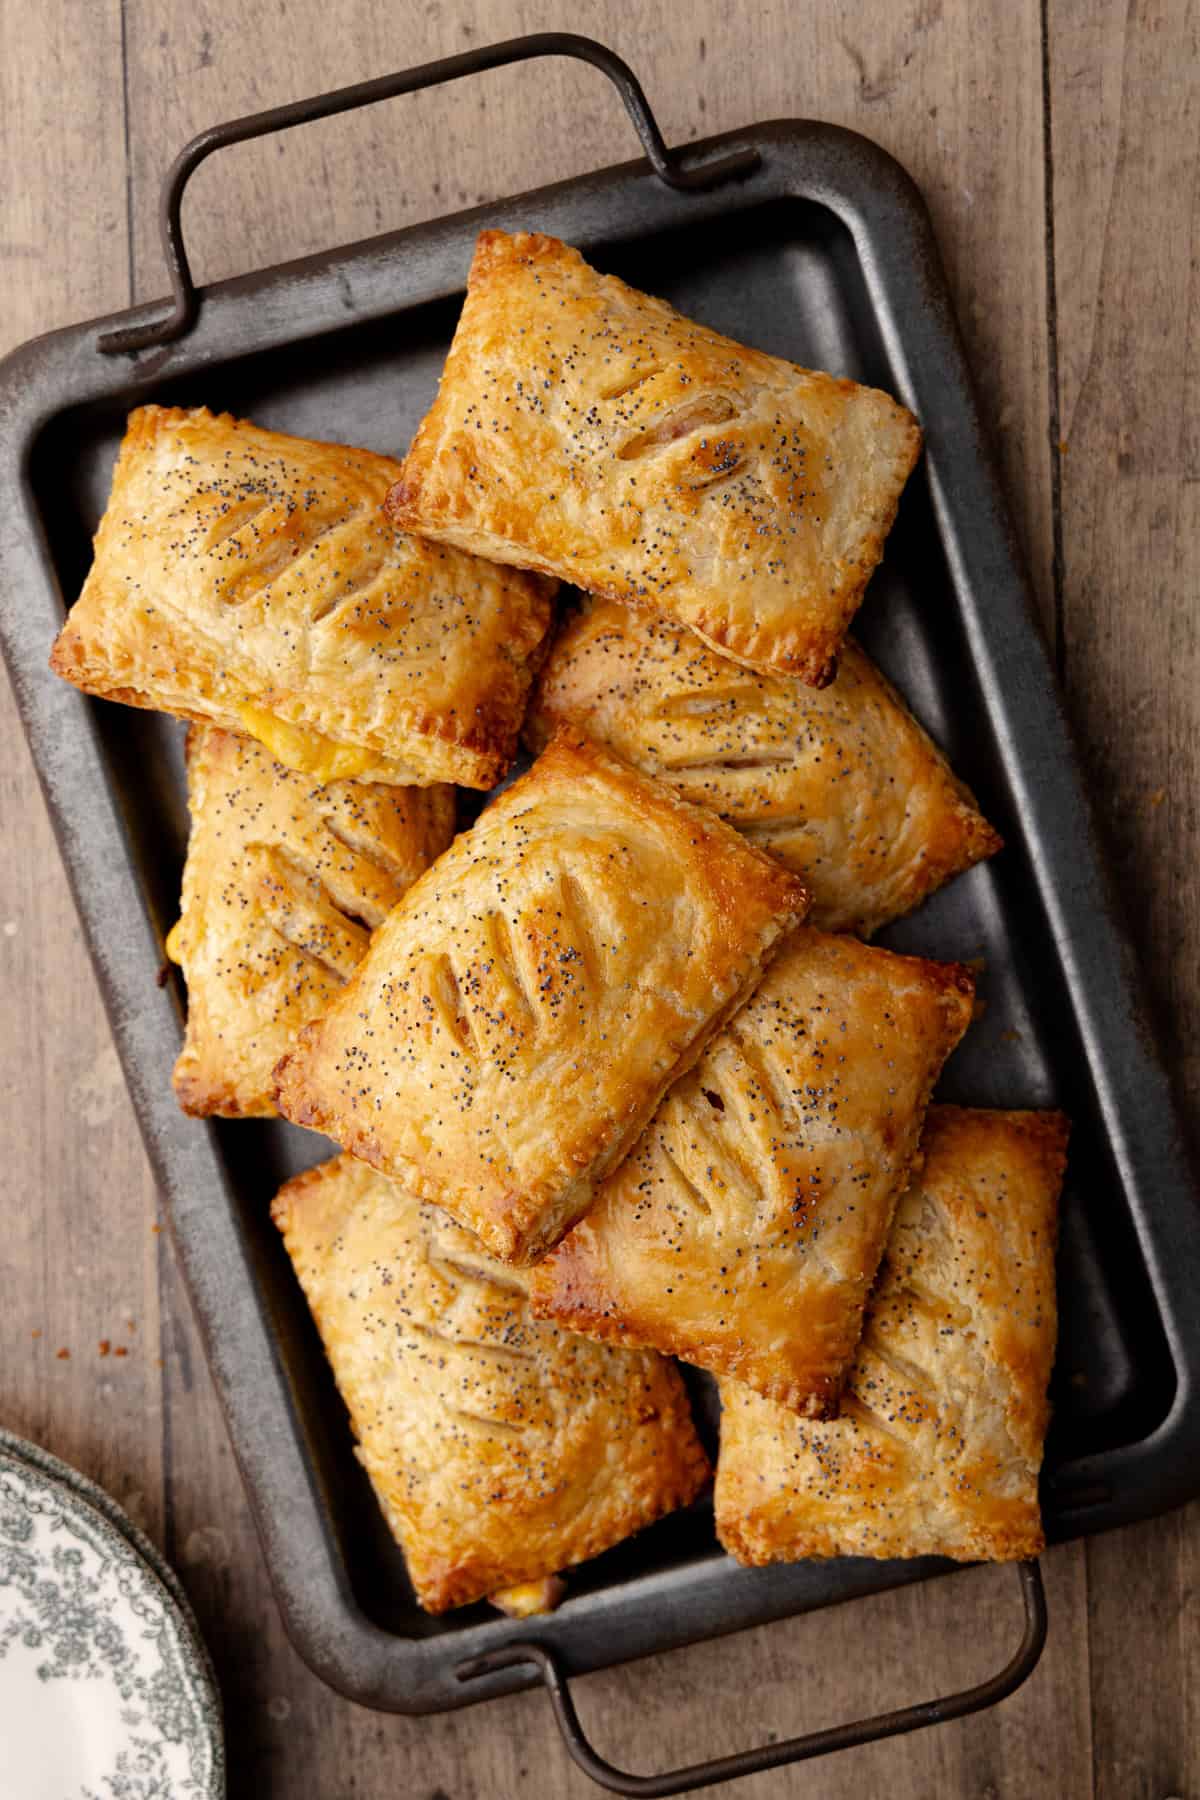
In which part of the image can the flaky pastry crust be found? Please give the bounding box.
[387,230,921,683]
[49,405,554,788]
[714,1106,1069,1564]
[525,598,1001,934]
[170,727,454,1117]
[274,732,810,1263]
[530,930,975,1414]
[273,1154,709,1613]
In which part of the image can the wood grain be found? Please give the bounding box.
[1047,2,1200,1796]
[0,0,168,1546]
[0,0,1192,1793]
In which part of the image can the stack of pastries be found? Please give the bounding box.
[51,229,1068,1616]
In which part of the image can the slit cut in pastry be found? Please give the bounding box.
[49,406,555,789]
[525,598,1002,935]
[714,1105,1069,1564]
[273,732,810,1264]
[386,230,921,684]
[272,1154,710,1614]
[168,726,455,1118]
[530,929,975,1415]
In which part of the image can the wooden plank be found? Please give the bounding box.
[1046,2,1200,1793]
[0,0,166,1543]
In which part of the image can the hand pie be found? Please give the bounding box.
[168,726,455,1118]
[714,1105,1069,1564]
[386,230,921,684]
[530,929,975,1415]
[525,598,1002,935]
[49,405,554,788]
[274,733,810,1263]
[272,1154,710,1614]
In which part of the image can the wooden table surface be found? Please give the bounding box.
[2,2,1197,1794]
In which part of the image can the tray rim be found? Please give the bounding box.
[2,115,1199,1715]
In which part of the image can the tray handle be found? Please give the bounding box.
[98,31,759,356]
[456,1560,1047,1798]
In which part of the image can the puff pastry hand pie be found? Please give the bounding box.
[386,230,921,684]
[530,929,975,1415]
[49,406,554,788]
[274,733,810,1263]
[715,1105,1069,1564]
[169,726,455,1118]
[273,1154,710,1614]
[525,599,1001,936]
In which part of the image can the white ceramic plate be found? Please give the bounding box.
[0,1429,224,1798]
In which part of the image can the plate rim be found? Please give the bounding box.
[0,1427,225,1797]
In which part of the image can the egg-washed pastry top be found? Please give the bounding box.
[714,1105,1069,1564]
[273,732,811,1264]
[525,597,1002,935]
[168,726,455,1118]
[49,405,555,788]
[273,1154,710,1614]
[530,929,975,1415]
[386,229,921,684]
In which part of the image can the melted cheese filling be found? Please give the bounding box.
[489,1576,565,1618]
[163,920,185,963]
[235,705,375,782]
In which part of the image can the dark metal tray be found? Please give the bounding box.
[3,34,1198,1795]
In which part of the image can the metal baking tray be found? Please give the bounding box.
[3,34,1199,1795]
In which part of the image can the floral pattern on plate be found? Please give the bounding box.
[0,1438,223,1799]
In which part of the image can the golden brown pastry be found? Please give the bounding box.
[530,930,975,1415]
[274,733,810,1263]
[49,405,554,788]
[525,598,1002,935]
[715,1106,1069,1564]
[386,230,921,684]
[273,1154,710,1614]
[168,726,455,1118]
